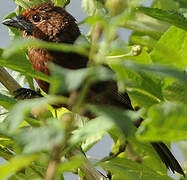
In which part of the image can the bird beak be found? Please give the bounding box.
[2,16,33,34]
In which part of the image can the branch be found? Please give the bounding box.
[0,66,21,93]
[66,148,107,180]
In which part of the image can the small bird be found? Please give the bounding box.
[2,2,184,176]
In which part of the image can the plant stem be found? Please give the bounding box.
[0,66,21,94]
[66,148,107,180]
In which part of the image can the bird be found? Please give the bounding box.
[2,2,185,176]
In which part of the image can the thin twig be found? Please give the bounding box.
[100,143,127,162]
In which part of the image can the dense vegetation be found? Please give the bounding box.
[1,0,187,179]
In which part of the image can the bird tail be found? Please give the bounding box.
[151,142,185,176]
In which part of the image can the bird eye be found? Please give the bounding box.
[32,14,41,22]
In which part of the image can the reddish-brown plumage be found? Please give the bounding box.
[21,2,88,93]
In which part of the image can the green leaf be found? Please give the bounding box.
[129,33,157,50]
[175,0,187,9]
[74,35,90,49]
[138,7,187,31]
[3,39,88,58]
[4,97,53,133]
[121,12,169,39]
[3,12,17,20]
[121,61,187,87]
[137,102,187,141]
[54,0,70,8]
[50,64,88,94]
[129,139,167,174]
[152,0,179,10]
[81,130,106,152]
[0,93,16,109]
[88,105,139,138]
[16,121,64,153]
[14,0,51,9]
[0,155,37,180]
[98,158,172,180]
[70,116,114,145]
[0,146,13,160]
[127,90,159,108]
[3,12,22,40]
[151,26,187,69]
[0,50,50,83]
[24,117,42,127]
[58,155,84,172]
[50,64,115,94]
[82,0,96,16]
[111,62,163,108]
[163,81,187,104]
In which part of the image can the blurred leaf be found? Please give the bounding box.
[24,117,41,127]
[50,64,88,95]
[108,127,123,144]
[3,38,88,58]
[98,158,172,180]
[88,105,139,138]
[0,50,50,83]
[84,14,107,27]
[127,90,159,108]
[82,0,96,16]
[121,61,187,87]
[105,0,127,16]
[138,7,187,31]
[137,102,187,141]
[16,120,64,153]
[3,12,22,40]
[58,155,84,172]
[152,0,179,10]
[0,146,13,160]
[106,38,131,56]
[151,26,187,69]
[82,0,107,17]
[129,139,167,174]
[0,93,16,109]
[129,33,157,50]
[14,0,51,9]
[111,62,163,108]
[70,116,114,145]
[175,0,187,9]
[26,76,35,90]
[54,0,70,8]
[81,130,106,152]
[50,64,115,94]
[121,12,169,39]
[74,35,90,48]
[8,27,22,41]
[0,155,37,180]
[163,81,187,104]
[3,12,17,20]
[4,97,53,133]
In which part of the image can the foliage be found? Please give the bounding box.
[1,0,187,179]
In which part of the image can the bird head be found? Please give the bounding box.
[2,2,80,43]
